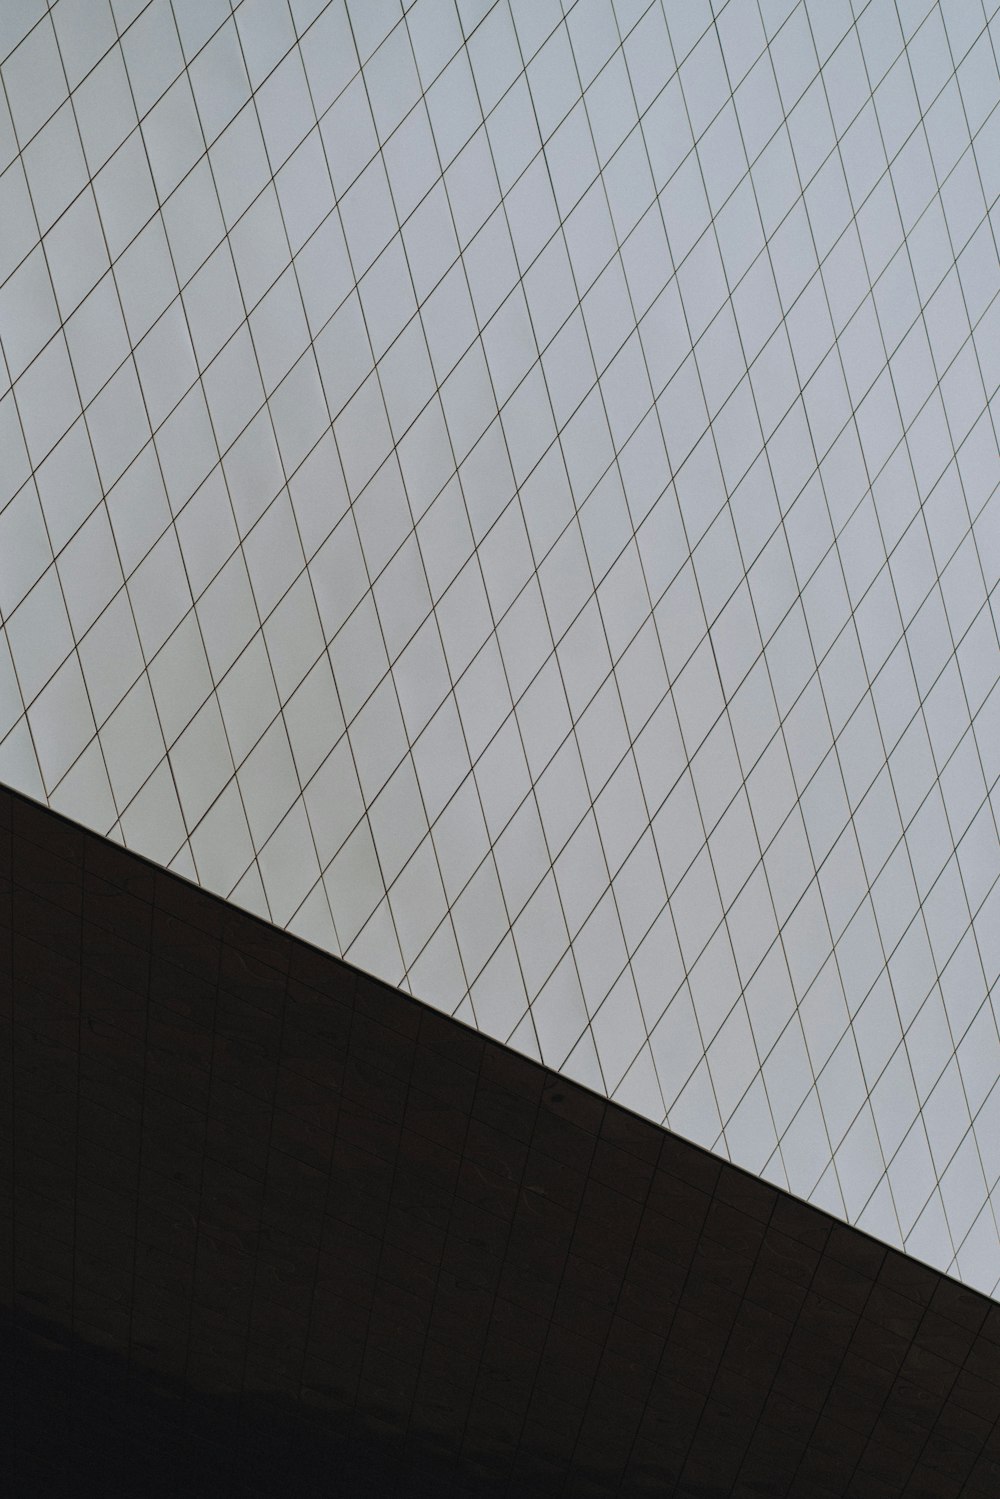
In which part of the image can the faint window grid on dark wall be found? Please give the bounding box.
[4,787,1000,1496]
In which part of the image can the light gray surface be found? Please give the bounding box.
[1,0,999,1291]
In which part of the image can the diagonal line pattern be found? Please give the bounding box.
[0,0,998,1295]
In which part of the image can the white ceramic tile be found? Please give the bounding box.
[1,0,999,1296]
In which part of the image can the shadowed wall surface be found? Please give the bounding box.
[2,782,1000,1498]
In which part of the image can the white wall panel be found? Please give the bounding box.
[1,0,999,1292]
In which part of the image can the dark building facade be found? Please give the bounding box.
[3,782,1000,1497]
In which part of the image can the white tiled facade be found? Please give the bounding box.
[2,0,1000,1289]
